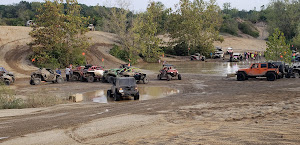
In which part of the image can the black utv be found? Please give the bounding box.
[107,77,139,101]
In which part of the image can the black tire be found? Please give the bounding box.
[178,74,182,80]
[87,76,94,83]
[134,92,140,100]
[4,80,10,85]
[101,77,106,83]
[295,73,300,78]
[167,74,171,81]
[71,75,79,81]
[30,79,34,85]
[33,78,41,85]
[143,77,149,84]
[157,74,161,80]
[114,92,121,101]
[107,90,112,97]
[237,72,245,81]
[56,76,64,84]
[267,72,276,81]
[108,76,113,83]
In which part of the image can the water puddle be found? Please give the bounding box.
[81,86,180,103]
[136,61,256,76]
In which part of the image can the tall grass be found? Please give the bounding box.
[0,83,68,109]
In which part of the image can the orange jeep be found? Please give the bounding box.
[236,63,280,81]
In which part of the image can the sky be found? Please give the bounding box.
[0,0,270,11]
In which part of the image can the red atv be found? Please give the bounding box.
[157,64,182,81]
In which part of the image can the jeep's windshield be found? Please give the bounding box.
[118,79,136,86]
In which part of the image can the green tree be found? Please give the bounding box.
[29,0,89,68]
[167,0,223,56]
[265,28,291,63]
[131,2,163,62]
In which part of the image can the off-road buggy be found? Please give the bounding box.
[30,68,63,85]
[191,53,205,61]
[157,64,182,81]
[0,67,15,85]
[119,67,149,84]
[236,63,280,81]
[107,77,139,101]
[102,68,122,83]
[72,65,104,83]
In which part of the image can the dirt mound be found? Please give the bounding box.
[0,26,123,78]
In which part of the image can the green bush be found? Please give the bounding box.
[109,44,128,61]
[0,84,25,109]
[174,42,189,56]
[162,46,176,55]
[238,22,259,38]
[220,17,239,36]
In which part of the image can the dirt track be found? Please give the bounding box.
[1,73,300,144]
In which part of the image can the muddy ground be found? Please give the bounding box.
[0,73,300,145]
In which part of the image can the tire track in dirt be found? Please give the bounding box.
[4,45,35,75]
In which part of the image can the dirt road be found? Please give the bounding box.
[1,73,300,144]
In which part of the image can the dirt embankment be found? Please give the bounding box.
[0,26,124,79]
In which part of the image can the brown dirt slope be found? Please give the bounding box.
[0,26,124,78]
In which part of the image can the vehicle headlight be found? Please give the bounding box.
[135,87,138,90]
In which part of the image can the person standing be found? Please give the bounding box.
[65,66,70,81]
[56,68,61,75]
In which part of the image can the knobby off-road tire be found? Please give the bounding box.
[4,80,10,85]
[143,77,149,84]
[178,74,182,80]
[71,75,79,81]
[33,78,41,85]
[157,74,161,80]
[114,92,121,101]
[267,72,276,81]
[56,76,64,84]
[107,90,112,98]
[87,76,94,83]
[134,92,140,100]
[237,72,245,81]
[167,74,171,81]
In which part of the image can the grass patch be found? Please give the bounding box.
[0,83,68,109]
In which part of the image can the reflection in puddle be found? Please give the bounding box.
[81,87,180,103]
[136,61,255,76]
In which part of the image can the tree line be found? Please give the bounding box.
[0,0,298,66]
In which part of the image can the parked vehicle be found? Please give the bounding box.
[0,67,15,85]
[230,53,242,62]
[30,68,63,85]
[72,65,104,83]
[102,68,122,83]
[236,63,280,81]
[119,67,149,84]
[226,47,233,54]
[107,77,139,101]
[157,64,182,81]
[214,48,224,58]
[88,24,95,31]
[191,53,205,61]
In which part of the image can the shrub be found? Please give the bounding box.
[109,44,128,61]
[220,17,239,36]
[238,22,259,38]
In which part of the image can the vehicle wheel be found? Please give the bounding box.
[87,76,94,83]
[285,74,291,78]
[107,90,112,97]
[56,76,64,84]
[178,74,182,80]
[114,92,121,101]
[294,73,300,78]
[134,92,140,100]
[267,72,276,81]
[237,72,245,81]
[143,77,149,84]
[167,74,171,81]
[4,80,10,85]
[33,78,41,85]
[101,77,106,83]
[71,75,79,81]
[12,77,15,83]
[30,79,34,85]
[108,76,113,83]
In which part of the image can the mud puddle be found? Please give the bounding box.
[81,86,180,103]
[136,61,256,76]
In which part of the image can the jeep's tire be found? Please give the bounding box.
[167,74,171,81]
[107,90,112,98]
[134,92,140,100]
[267,72,276,81]
[178,74,182,80]
[33,78,41,85]
[143,77,149,84]
[108,76,113,83]
[294,73,300,78]
[114,92,121,101]
[56,76,64,84]
[87,76,94,83]
[4,80,10,85]
[237,72,245,81]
